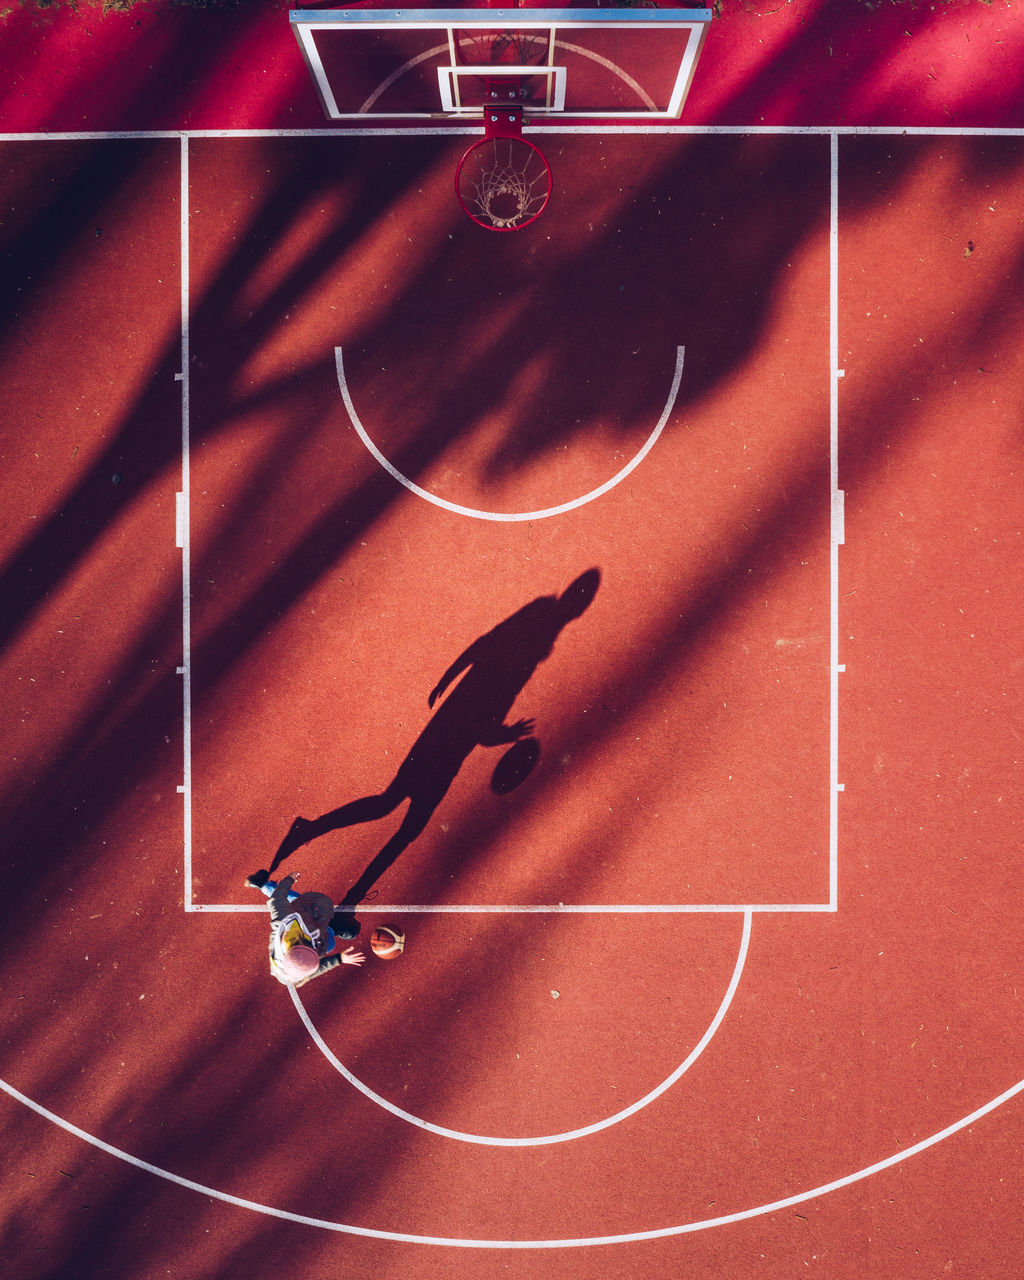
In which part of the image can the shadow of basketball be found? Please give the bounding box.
[490,735,541,794]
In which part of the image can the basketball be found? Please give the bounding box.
[370,924,405,959]
[490,736,540,794]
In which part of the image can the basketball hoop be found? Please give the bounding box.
[455,107,552,232]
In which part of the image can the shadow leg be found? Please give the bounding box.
[268,782,405,874]
[339,790,441,906]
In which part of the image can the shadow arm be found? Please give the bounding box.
[428,639,480,707]
[479,716,535,748]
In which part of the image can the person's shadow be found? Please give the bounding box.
[267,568,601,906]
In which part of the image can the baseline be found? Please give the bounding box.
[288,910,751,1147]
[335,344,685,522]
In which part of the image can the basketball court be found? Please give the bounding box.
[2,3,1024,1277]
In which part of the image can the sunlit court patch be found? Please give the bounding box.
[184,131,834,913]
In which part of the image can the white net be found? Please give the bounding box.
[458,137,551,231]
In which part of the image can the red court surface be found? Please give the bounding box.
[2,3,1024,1278]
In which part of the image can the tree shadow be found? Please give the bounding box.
[261,568,601,907]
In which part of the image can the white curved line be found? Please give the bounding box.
[289,910,751,1147]
[360,46,447,114]
[358,40,657,115]
[554,41,658,112]
[336,345,685,522]
[2,1064,1022,1246]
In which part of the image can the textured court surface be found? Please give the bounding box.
[2,3,1024,1278]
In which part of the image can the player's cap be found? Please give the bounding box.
[277,943,320,981]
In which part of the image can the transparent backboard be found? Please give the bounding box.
[290,8,712,121]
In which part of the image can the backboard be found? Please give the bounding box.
[290,8,713,122]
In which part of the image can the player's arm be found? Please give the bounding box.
[306,947,365,982]
[268,873,299,922]
[428,640,480,707]
[479,716,535,747]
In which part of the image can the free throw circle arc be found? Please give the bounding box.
[335,344,686,522]
[288,911,752,1147]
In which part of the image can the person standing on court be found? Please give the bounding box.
[248,870,365,986]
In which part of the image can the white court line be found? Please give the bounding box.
[360,45,448,114]
[356,41,657,117]
[3,126,1023,142]
[335,344,685,522]
[2,1068,1022,1247]
[829,131,841,911]
[548,40,657,113]
[168,133,833,913]
[179,134,195,913]
[350,38,657,117]
[288,911,751,1146]
[190,902,833,913]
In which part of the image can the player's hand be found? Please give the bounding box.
[341,947,366,966]
[279,872,299,891]
[510,718,535,739]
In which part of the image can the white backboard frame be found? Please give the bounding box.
[290,8,713,121]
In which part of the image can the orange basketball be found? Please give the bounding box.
[370,924,405,959]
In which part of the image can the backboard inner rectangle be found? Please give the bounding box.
[439,66,567,114]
